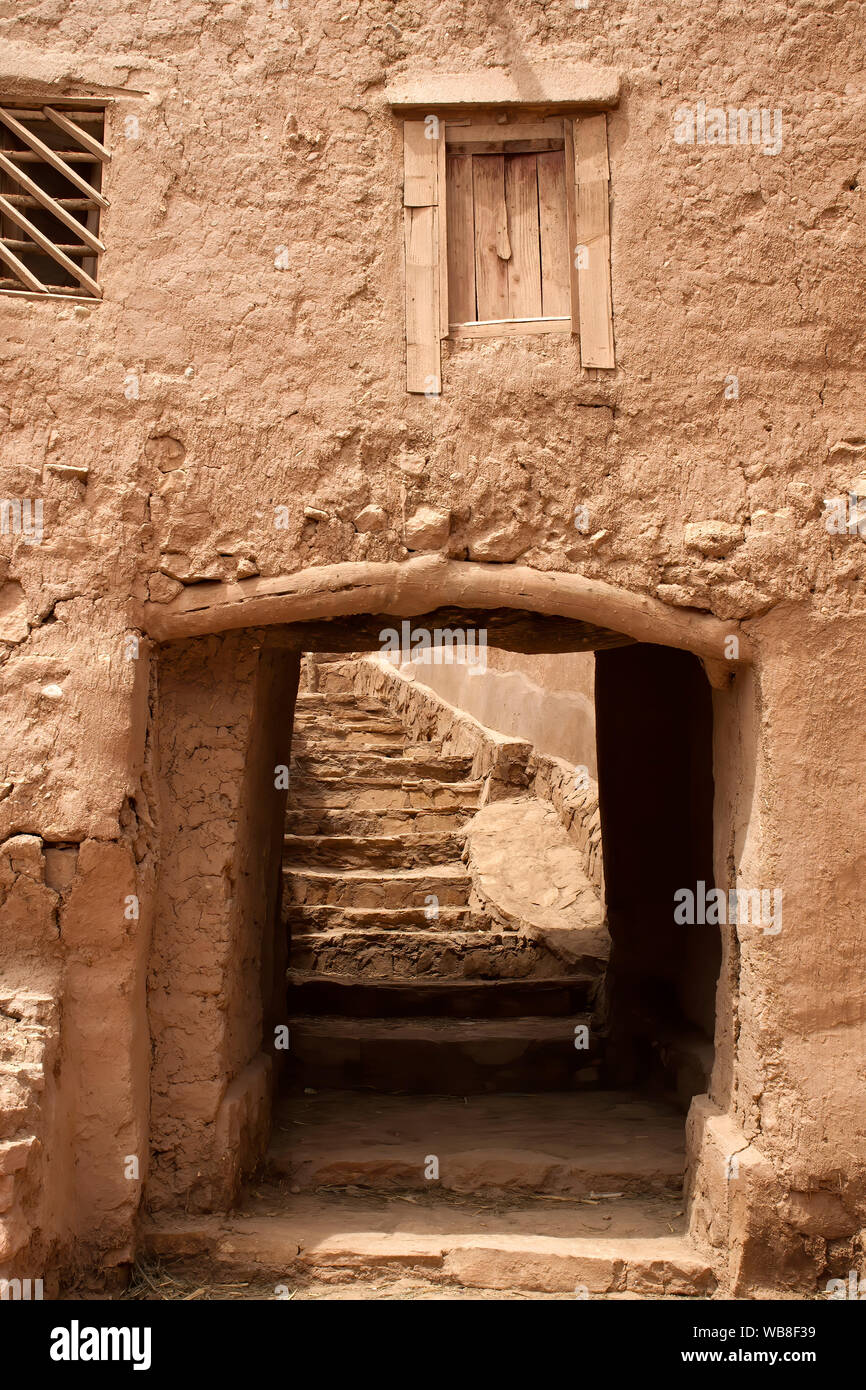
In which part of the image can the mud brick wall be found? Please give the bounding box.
[148,632,297,1212]
[0,0,862,1296]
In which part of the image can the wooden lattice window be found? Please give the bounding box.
[0,102,109,301]
[402,112,615,393]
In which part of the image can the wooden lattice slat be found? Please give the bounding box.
[0,153,103,248]
[3,193,97,211]
[42,106,111,162]
[1,240,90,254]
[3,150,100,163]
[0,239,47,292]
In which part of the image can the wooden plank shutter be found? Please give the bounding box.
[571,114,615,368]
[472,155,510,320]
[537,151,571,317]
[403,120,441,393]
[505,154,542,320]
[445,153,475,324]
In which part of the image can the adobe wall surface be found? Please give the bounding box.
[689,610,866,1294]
[0,3,861,613]
[0,0,862,1294]
[392,649,598,772]
[0,603,154,1284]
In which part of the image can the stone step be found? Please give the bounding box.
[282,831,464,870]
[284,806,472,836]
[291,752,474,782]
[266,1091,686,1198]
[283,1014,601,1092]
[284,904,487,932]
[286,971,600,1018]
[294,707,402,729]
[282,865,472,909]
[294,698,400,717]
[292,713,407,736]
[288,776,483,812]
[295,692,383,710]
[143,1193,714,1296]
[294,729,409,750]
[287,929,592,984]
[296,739,423,757]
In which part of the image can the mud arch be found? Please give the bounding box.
[141,555,752,677]
[141,558,788,1295]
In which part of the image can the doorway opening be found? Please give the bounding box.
[254,618,722,1293]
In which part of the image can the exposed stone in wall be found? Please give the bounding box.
[0,990,58,1280]
[0,832,62,1281]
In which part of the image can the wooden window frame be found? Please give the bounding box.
[402,108,615,393]
[0,99,109,303]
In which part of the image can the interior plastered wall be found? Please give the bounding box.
[393,649,598,774]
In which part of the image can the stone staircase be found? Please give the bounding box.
[282,682,603,1094]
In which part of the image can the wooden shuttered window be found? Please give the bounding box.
[446,120,571,335]
[0,103,108,301]
[402,111,615,389]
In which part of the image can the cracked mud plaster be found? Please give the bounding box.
[0,3,862,628]
[0,0,862,1300]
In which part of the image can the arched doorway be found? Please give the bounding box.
[141,560,752,1294]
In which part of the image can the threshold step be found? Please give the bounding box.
[267,1090,686,1198]
[286,932,596,987]
[143,1191,714,1296]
